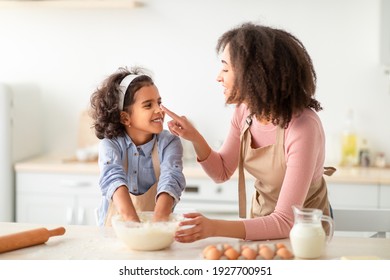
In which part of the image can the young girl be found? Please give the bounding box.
[90,66,186,226]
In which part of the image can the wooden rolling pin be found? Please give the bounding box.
[0,227,66,253]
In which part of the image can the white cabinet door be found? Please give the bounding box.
[76,195,101,225]
[327,183,379,209]
[16,172,101,225]
[17,193,75,225]
[379,185,390,208]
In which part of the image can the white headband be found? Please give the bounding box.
[118,74,141,111]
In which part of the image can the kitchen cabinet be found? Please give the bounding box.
[327,181,390,212]
[326,178,390,237]
[327,183,379,209]
[15,155,256,223]
[379,184,390,208]
[15,171,250,224]
[326,166,390,209]
[16,171,101,225]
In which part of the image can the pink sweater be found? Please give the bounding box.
[200,104,326,240]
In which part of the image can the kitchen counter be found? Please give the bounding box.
[13,154,249,179]
[14,154,390,184]
[325,165,390,185]
[0,222,389,260]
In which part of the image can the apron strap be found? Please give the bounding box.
[151,140,160,180]
[238,115,252,218]
[324,166,336,176]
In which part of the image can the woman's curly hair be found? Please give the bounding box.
[90,66,154,139]
[217,22,322,128]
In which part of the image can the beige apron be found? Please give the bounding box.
[238,115,334,220]
[104,140,160,226]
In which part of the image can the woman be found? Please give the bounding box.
[163,22,334,242]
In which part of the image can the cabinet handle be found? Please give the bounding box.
[66,207,74,224]
[184,185,199,193]
[77,208,85,225]
[60,180,92,188]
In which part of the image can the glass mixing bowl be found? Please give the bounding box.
[111,212,184,251]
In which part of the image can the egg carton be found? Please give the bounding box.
[202,242,294,260]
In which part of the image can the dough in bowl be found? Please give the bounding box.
[112,212,183,251]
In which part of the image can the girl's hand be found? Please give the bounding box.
[152,214,170,223]
[113,186,140,223]
[121,213,141,223]
[153,192,174,222]
[174,213,215,243]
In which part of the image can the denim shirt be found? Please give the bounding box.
[97,130,186,226]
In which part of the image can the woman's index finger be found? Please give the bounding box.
[161,105,181,120]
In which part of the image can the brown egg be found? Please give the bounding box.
[275,243,286,250]
[205,247,223,260]
[276,247,294,260]
[223,243,232,250]
[224,247,240,260]
[258,244,272,251]
[202,245,216,257]
[259,245,275,260]
[242,244,257,251]
[241,247,257,260]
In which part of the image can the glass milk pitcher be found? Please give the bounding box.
[289,206,334,259]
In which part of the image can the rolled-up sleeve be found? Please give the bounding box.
[98,139,128,201]
[156,131,186,205]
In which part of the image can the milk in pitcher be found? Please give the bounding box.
[289,223,325,259]
[289,206,333,259]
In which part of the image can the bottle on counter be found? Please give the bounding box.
[340,109,358,166]
[375,152,386,168]
[358,139,370,167]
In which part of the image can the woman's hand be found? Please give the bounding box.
[161,105,199,142]
[162,105,212,161]
[174,213,215,243]
[175,213,247,242]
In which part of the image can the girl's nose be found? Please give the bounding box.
[216,73,223,82]
[155,105,164,115]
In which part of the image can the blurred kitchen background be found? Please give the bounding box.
[1,0,390,234]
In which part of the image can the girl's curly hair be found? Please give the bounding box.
[90,66,154,139]
[217,22,322,128]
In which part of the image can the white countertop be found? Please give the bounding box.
[14,154,390,184]
[0,222,389,260]
[13,154,240,179]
